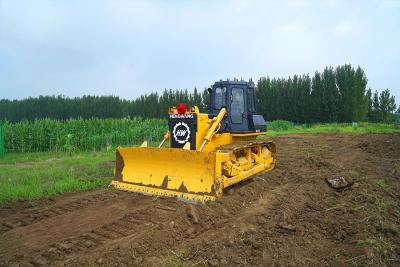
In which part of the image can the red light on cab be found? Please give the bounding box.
[177,103,187,114]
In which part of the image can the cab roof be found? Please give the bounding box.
[212,80,255,88]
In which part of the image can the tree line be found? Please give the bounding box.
[256,64,398,123]
[0,89,206,123]
[0,64,398,123]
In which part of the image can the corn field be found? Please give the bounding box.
[4,118,168,153]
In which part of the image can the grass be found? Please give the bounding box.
[266,121,400,136]
[0,150,114,205]
[376,179,387,189]
[161,250,184,267]
[357,238,376,248]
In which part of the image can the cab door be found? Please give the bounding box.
[230,87,248,132]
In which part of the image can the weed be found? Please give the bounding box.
[352,205,365,212]
[344,170,359,177]
[357,239,376,247]
[152,196,160,202]
[376,179,387,189]
[362,193,386,213]
[161,250,184,267]
[373,196,386,212]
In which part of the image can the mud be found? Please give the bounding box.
[1,133,399,266]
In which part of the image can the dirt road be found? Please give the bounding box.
[1,134,399,266]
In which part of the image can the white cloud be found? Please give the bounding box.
[332,21,357,37]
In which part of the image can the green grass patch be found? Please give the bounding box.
[363,193,387,213]
[0,151,114,205]
[357,239,376,248]
[161,250,184,267]
[266,121,400,136]
[376,179,387,189]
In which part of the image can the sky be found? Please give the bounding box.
[0,0,399,104]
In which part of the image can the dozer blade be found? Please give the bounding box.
[112,147,221,202]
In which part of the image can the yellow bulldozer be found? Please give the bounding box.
[112,80,276,202]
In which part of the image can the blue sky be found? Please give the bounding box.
[0,0,399,104]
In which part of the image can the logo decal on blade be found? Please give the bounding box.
[172,122,191,144]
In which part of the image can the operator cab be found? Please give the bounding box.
[207,80,266,133]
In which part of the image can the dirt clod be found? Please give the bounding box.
[186,227,195,235]
[277,222,296,232]
[208,259,219,266]
[187,205,200,224]
[326,176,353,191]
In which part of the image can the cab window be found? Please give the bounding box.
[247,88,255,112]
[214,87,226,109]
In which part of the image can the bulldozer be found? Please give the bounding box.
[112,80,276,202]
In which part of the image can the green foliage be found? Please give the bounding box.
[266,122,400,136]
[0,90,206,122]
[376,179,387,189]
[267,120,294,131]
[378,89,397,122]
[4,118,167,153]
[357,239,376,248]
[367,89,397,123]
[4,117,400,153]
[256,64,397,124]
[64,133,74,153]
[0,121,4,158]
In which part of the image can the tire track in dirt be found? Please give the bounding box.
[1,193,177,267]
[0,190,125,235]
[24,211,148,266]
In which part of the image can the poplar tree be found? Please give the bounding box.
[379,89,397,122]
[311,71,323,122]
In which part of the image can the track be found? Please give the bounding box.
[0,133,399,266]
[218,138,275,151]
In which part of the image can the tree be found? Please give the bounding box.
[335,65,368,122]
[372,90,380,122]
[366,88,373,121]
[311,71,323,122]
[379,89,397,122]
[321,67,339,122]
[352,66,368,121]
[336,64,354,121]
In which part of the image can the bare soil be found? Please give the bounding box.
[1,134,399,266]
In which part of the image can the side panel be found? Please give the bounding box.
[168,113,197,150]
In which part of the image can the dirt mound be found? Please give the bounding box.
[0,134,399,266]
